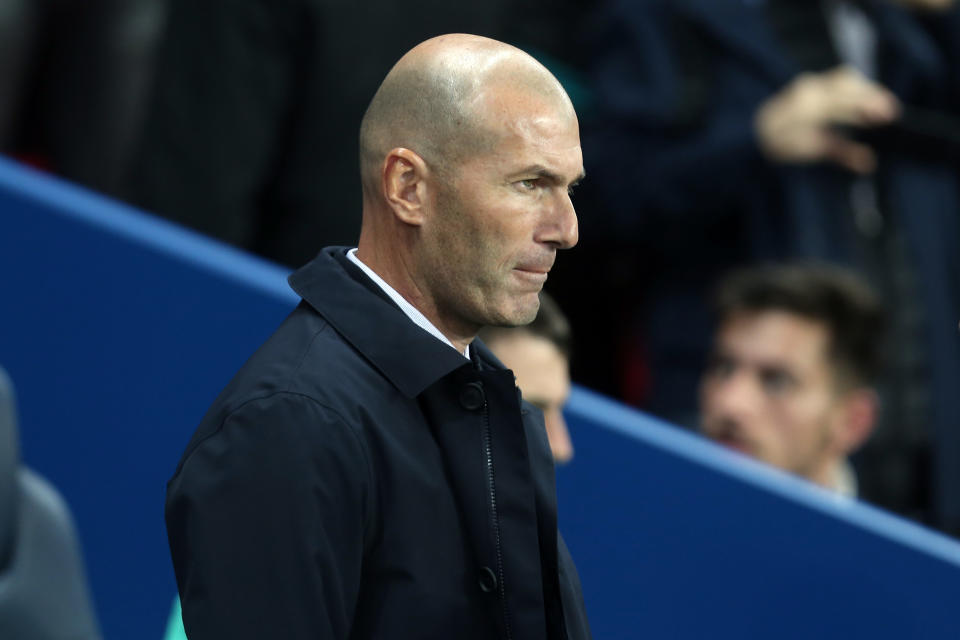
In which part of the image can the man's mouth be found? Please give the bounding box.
[513,268,549,284]
[716,436,753,454]
[707,424,756,455]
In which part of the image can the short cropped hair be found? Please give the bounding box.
[713,263,885,388]
[479,291,572,358]
[358,66,484,192]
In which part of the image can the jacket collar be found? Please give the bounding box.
[288,247,482,398]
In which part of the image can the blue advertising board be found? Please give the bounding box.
[2,156,959,638]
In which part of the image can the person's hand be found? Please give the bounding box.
[755,66,900,174]
[886,0,955,11]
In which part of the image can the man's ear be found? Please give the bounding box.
[382,147,430,226]
[837,388,878,455]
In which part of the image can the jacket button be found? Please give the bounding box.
[459,382,485,410]
[478,566,498,593]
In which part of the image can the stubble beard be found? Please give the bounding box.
[430,175,544,331]
[789,415,838,482]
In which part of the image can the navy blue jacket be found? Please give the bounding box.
[165,247,591,639]
[586,0,960,527]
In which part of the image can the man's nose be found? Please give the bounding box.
[708,371,761,420]
[540,191,578,250]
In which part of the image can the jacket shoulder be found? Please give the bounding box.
[176,302,383,471]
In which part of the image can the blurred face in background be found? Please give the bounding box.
[489,331,574,464]
[699,310,856,486]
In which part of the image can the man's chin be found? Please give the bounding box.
[481,294,541,328]
[510,295,542,326]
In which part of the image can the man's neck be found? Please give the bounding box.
[810,459,857,498]
[348,248,471,358]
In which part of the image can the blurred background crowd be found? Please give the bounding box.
[1,0,958,541]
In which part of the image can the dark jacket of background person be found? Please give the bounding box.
[585,0,960,531]
[0,0,164,194]
[165,248,592,640]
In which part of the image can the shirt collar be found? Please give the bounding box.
[346,248,468,358]
[831,459,858,498]
[288,247,477,398]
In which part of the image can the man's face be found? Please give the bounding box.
[699,310,849,482]
[419,90,583,332]
[489,332,574,464]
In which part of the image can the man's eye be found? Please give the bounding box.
[761,370,795,394]
[518,179,536,190]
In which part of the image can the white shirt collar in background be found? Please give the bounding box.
[825,0,877,79]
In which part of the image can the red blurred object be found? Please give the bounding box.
[12,153,52,173]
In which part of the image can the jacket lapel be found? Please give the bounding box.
[288,248,469,398]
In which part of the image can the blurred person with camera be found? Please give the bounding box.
[586,0,960,532]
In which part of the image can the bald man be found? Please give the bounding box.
[165,35,591,640]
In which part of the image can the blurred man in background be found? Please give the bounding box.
[700,264,884,497]
[481,292,575,465]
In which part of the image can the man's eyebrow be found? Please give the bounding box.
[515,165,587,186]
